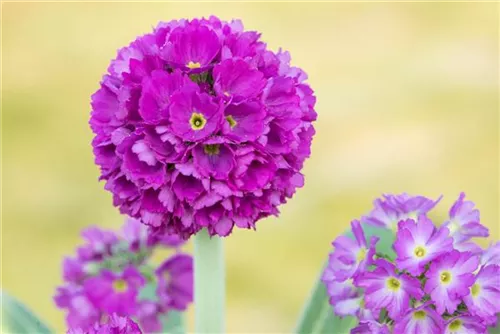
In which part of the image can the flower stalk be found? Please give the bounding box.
[194,228,225,333]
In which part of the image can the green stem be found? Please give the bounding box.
[194,228,225,333]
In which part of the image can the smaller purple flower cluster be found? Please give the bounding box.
[322,193,500,334]
[67,314,141,334]
[54,219,192,333]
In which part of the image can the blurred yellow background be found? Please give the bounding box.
[2,2,499,333]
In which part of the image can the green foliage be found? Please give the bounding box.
[1,290,53,334]
[294,224,395,333]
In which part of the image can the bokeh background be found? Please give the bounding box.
[2,2,499,333]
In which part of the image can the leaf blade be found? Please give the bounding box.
[1,290,53,334]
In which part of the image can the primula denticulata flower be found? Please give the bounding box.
[90,16,317,239]
[322,193,499,334]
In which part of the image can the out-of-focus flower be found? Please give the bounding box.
[90,16,317,238]
[77,226,118,261]
[67,314,142,334]
[84,266,145,315]
[354,259,423,318]
[394,216,453,276]
[55,219,193,331]
[155,254,193,310]
[424,250,479,314]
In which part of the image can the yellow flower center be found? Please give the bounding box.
[190,112,207,130]
[440,271,452,284]
[357,248,367,262]
[204,144,220,156]
[471,283,481,297]
[360,299,365,309]
[226,115,237,128]
[407,212,418,220]
[386,277,401,291]
[447,220,459,234]
[413,310,426,320]
[449,319,462,331]
[187,61,201,69]
[414,246,426,258]
[112,279,128,293]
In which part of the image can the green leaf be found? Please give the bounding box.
[1,289,53,334]
[294,224,394,334]
[137,283,185,333]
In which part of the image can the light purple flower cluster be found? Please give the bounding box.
[323,193,500,334]
[90,16,316,238]
[54,219,192,333]
[68,314,141,334]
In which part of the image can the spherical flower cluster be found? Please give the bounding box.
[90,16,317,238]
[54,219,192,333]
[322,193,500,334]
[68,314,141,334]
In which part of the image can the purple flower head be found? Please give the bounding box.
[354,259,423,319]
[323,220,379,281]
[424,250,479,314]
[394,216,454,276]
[480,241,500,267]
[84,266,145,315]
[67,314,142,334]
[443,193,489,242]
[350,321,391,334]
[463,264,500,323]
[90,17,316,238]
[393,304,444,334]
[444,315,487,334]
[362,193,441,231]
[155,253,193,310]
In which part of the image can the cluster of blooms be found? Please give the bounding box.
[90,16,316,239]
[68,314,141,334]
[322,193,500,333]
[54,218,193,333]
